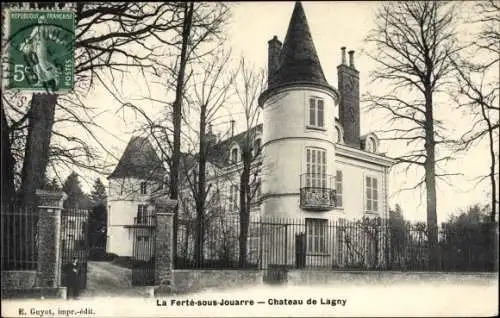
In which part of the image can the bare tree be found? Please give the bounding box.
[232,57,266,267]
[182,49,234,265]
[118,2,230,261]
[364,2,461,269]
[450,0,499,271]
[1,2,185,206]
[451,0,499,223]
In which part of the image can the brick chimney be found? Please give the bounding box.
[267,35,282,86]
[230,119,235,137]
[337,47,360,148]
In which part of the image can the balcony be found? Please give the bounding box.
[300,173,336,211]
[125,215,156,228]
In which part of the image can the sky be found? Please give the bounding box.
[52,1,497,223]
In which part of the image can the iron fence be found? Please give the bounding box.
[260,217,387,270]
[131,215,156,286]
[1,204,38,270]
[175,214,261,269]
[172,214,496,272]
[60,208,90,289]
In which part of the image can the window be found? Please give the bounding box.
[68,220,76,229]
[365,176,379,212]
[231,147,239,164]
[335,170,343,208]
[306,218,327,254]
[229,184,239,209]
[306,147,326,188]
[367,137,377,153]
[137,204,148,224]
[140,182,147,195]
[308,97,324,129]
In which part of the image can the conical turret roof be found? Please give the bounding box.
[269,2,329,88]
[108,136,165,180]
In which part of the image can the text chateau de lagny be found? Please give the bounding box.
[156,298,348,307]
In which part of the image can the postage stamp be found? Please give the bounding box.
[5,9,75,93]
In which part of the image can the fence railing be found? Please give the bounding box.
[175,214,261,269]
[1,204,38,271]
[173,214,497,272]
[260,217,387,270]
[131,215,156,286]
[60,208,89,289]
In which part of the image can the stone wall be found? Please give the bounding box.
[287,270,499,286]
[173,270,263,294]
[1,271,36,290]
[1,270,67,299]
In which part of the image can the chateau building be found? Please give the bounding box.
[106,2,395,264]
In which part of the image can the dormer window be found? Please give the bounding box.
[308,97,324,129]
[367,137,377,153]
[230,146,239,164]
[363,134,379,153]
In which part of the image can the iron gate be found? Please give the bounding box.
[60,208,89,290]
[131,215,156,286]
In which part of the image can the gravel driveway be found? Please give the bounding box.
[80,261,152,298]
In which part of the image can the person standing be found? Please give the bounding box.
[64,257,80,300]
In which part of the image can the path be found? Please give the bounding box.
[80,261,152,298]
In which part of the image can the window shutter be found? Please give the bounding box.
[363,174,366,211]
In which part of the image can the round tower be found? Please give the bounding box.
[259,2,339,220]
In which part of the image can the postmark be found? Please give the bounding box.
[5,9,75,93]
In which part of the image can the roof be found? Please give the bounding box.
[268,2,329,88]
[108,136,166,180]
[206,124,263,168]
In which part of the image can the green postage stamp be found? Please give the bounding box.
[5,9,75,92]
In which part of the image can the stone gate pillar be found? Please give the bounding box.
[153,196,177,295]
[36,190,66,288]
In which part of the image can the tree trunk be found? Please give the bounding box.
[485,108,498,271]
[1,104,15,206]
[18,94,58,207]
[169,2,194,263]
[424,89,439,270]
[239,153,251,268]
[194,105,207,267]
[485,112,497,224]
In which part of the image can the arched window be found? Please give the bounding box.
[366,136,377,153]
[370,137,377,152]
[230,146,239,163]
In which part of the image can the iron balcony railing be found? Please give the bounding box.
[134,215,156,227]
[300,173,336,211]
